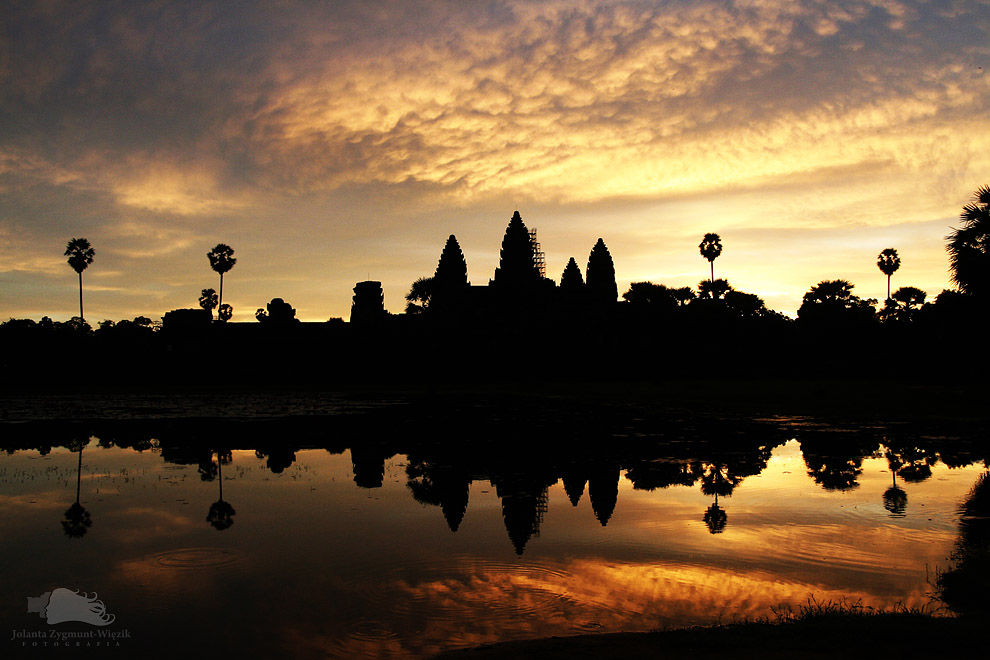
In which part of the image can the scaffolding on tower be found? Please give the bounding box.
[530,228,546,278]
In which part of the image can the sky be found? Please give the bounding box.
[2,0,989,322]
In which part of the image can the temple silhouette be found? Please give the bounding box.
[355,210,616,324]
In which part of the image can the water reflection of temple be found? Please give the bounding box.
[4,408,987,555]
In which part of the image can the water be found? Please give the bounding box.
[0,393,985,658]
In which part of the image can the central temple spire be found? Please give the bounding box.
[492,210,540,288]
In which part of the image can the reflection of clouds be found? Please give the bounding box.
[313,555,936,658]
[108,507,198,543]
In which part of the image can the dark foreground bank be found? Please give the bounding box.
[430,611,981,660]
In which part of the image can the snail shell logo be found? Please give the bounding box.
[26,588,115,626]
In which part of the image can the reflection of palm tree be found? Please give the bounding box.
[64,238,95,322]
[206,451,236,531]
[883,446,909,517]
[62,441,92,538]
[876,248,900,300]
[882,470,907,517]
[699,233,722,282]
[704,493,727,534]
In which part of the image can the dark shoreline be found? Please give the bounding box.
[429,611,982,660]
[2,375,987,422]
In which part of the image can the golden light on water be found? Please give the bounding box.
[0,427,985,658]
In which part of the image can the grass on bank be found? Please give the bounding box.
[431,598,979,660]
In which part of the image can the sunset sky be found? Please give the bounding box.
[2,0,989,322]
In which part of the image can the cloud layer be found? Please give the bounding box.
[2,0,989,320]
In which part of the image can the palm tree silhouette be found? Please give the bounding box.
[405,276,434,314]
[699,233,722,282]
[876,248,900,300]
[198,288,218,319]
[206,244,236,315]
[946,184,990,297]
[64,238,95,322]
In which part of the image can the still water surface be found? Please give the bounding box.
[0,394,985,658]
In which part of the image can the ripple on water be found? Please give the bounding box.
[323,619,402,660]
[345,556,587,622]
[155,548,239,569]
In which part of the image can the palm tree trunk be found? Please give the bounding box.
[78,271,84,321]
[887,274,891,300]
[76,447,83,504]
[710,261,714,283]
[218,273,224,310]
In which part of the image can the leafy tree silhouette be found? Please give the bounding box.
[218,303,233,322]
[671,286,695,306]
[947,184,990,297]
[622,282,677,307]
[892,286,926,309]
[207,244,236,316]
[697,278,732,300]
[405,276,435,315]
[724,290,767,317]
[880,286,927,323]
[198,288,218,319]
[586,238,617,305]
[797,279,877,326]
[800,433,877,491]
[65,238,95,322]
[876,248,900,300]
[699,233,722,282]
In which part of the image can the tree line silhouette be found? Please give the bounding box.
[2,186,988,386]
